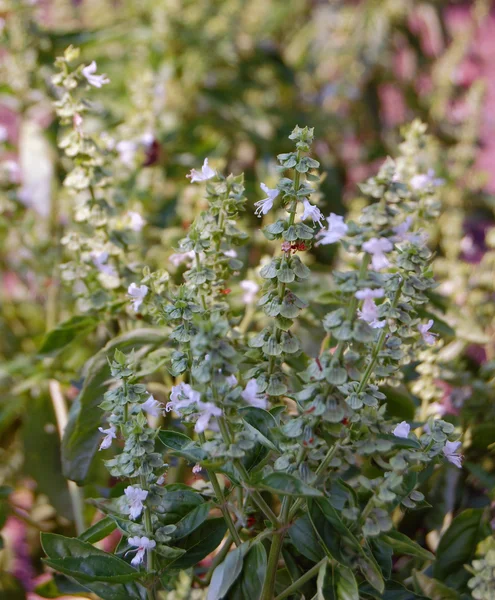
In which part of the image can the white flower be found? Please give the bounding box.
[187,158,215,182]
[1,160,20,183]
[410,169,444,190]
[393,421,411,438]
[195,401,222,433]
[156,474,166,485]
[443,440,463,469]
[82,61,110,88]
[141,394,162,417]
[355,288,385,300]
[169,250,195,267]
[192,464,202,474]
[392,217,428,246]
[241,379,268,409]
[226,374,238,387]
[116,140,137,166]
[301,199,324,226]
[128,283,148,312]
[124,486,148,520]
[127,211,145,232]
[127,536,156,567]
[240,280,259,304]
[418,320,437,345]
[223,249,237,258]
[166,383,200,413]
[362,237,393,270]
[98,424,116,450]
[357,298,386,329]
[315,213,348,245]
[254,183,279,217]
[91,251,117,277]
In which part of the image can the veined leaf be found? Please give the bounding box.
[381,531,434,562]
[260,473,323,497]
[207,543,249,600]
[157,430,207,462]
[39,315,98,357]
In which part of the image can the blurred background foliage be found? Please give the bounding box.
[1,0,495,598]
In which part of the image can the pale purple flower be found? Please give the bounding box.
[91,251,117,277]
[187,158,215,182]
[195,401,222,433]
[418,320,437,345]
[240,280,259,304]
[301,199,324,226]
[166,383,200,413]
[223,249,238,258]
[355,288,385,300]
[226,374,238,387]
[393,421,410,438]
[254,183,279,217]
[410,169,444,190]
[192,464,202,474]
[124,486,148,520]
[116,140,137,166]
[127,211,145,232]
[443,440,463,468]
[82,61,110,88]
[141,394,162,417]
[362,237,393,270]
[98,424,116,450]
[127,536,156,567]
[128,283,148,312]
[157,474,166,485]
[241,379,268,409]
[169,250,195,267]
[315,213,348,245]
[392,217,428,245]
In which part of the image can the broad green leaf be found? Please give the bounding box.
[413,571,460,600]
[260,473,323,497]
[155,486,205,524]
[171,518,227,569]
[239,406,280,451]
[79,516,117,543]
[360,580,429,599]
[169,502,211,541]
[317,562,358,600]
[43,555,141,583]
[35,574,147,600]
[227,542,267,600]
[62,329,168,484]
[207,543,249,600]
[381,531,435,562]
[157,430,207,462]
[289,514,326,562]
[433,508,486,584]
[39,315,98,356]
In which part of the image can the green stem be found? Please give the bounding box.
[261,527,286,600]
[274,559,328,600]
[203,533,234,585]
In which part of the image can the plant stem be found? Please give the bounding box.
[261,527,286,600]
[274,558,328,600]
[143,503,157,600]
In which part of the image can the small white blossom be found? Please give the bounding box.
[1,160,21,183]
[116,140,137,166]
[124,486,148,520]
[315,213,348,245]
[82,61,110,88]
[169,250,195,267]
[157,474,166,485]
[141,394,162,417]
[357,298,386,329]
[187,158,215,182]
[443,440,463,469]
[254,183,279,217]
[166,383,201,413]
[410,169,444,190]
[127,211,145,232]
[418,320,437,345]
[393,421,411,438]
[362,237,393,270]
[301,199,324,226]
[127,536,156,567]
[195,401,222,433]
[240,280,259,304]
[223,249,238,258]
[226,374,238,387]
[355,288,385,300]
[98,424,116,450]
[241,379,268,409]
[91,251,117,277]
[128,283,148,312]
[192,464,202,474]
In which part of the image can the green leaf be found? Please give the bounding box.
[360,580,428,599]
[239,406,280,452]
[413,571,460,600]
[433,508,486,585]
[227,542,267,600]
[260,473,323,497]
[171,518,227,569]
[207,542,248,600]
[168,502,211,541]
[381,531,435,562]
[157,430,207,462]
[62,329,168,484]
[79,516,117,543]
[38,315,98,357]
[154,486,205,524]
[318,562,358,600]
[289,514,326,562]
